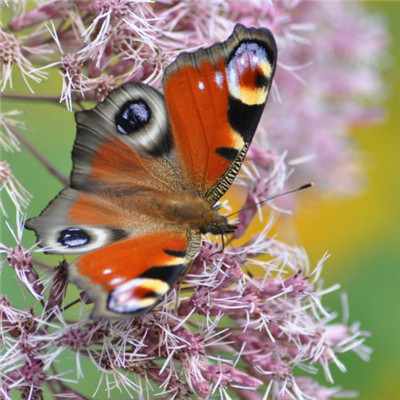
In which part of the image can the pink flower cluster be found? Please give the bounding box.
[0,1,386,399]
[0,213,371,399]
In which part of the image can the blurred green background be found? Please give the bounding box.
[1,2,399,399]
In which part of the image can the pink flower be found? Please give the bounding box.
[0,29,48,92]
[0,161,31,216]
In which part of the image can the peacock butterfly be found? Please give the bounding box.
[26,24,277,319]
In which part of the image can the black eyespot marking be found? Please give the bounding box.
[140,264,185,286]
[163,249,187,258]
[115,100,151,135]
[228,95,265,142]
[256,72,269,88]
[111,228,129,242]
[58,228,90,248]
[145,132,174,158]
[215,146,239,162]
[144,290,158,298]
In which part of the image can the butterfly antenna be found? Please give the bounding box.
[227,182,313,218]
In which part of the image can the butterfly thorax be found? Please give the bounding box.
[141,193,236,235]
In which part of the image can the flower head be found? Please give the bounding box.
[0,161,31,217]
[0,29,47,92]
[0,110,24,152]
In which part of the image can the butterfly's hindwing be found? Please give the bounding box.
[25,188,131,254]
[69,230,201,319]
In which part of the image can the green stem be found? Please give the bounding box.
[2,92,61,103]
[32,257,54,270]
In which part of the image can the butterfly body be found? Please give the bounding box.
[141,193,235,234]
[26,24,277,319]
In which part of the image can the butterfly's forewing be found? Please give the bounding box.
[163,24,277,203]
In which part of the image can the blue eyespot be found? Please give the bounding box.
[115,100,151,135]
[58,228,90,248]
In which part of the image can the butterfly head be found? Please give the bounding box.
[200,208,237,235]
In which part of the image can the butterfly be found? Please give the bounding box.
[26,24,277,319]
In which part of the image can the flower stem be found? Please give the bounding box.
[2,92,61,103]
[32,257,54,269]
[62,298,82,312]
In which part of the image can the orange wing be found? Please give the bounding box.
[69,230,200,319]
[163,24,277,203]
